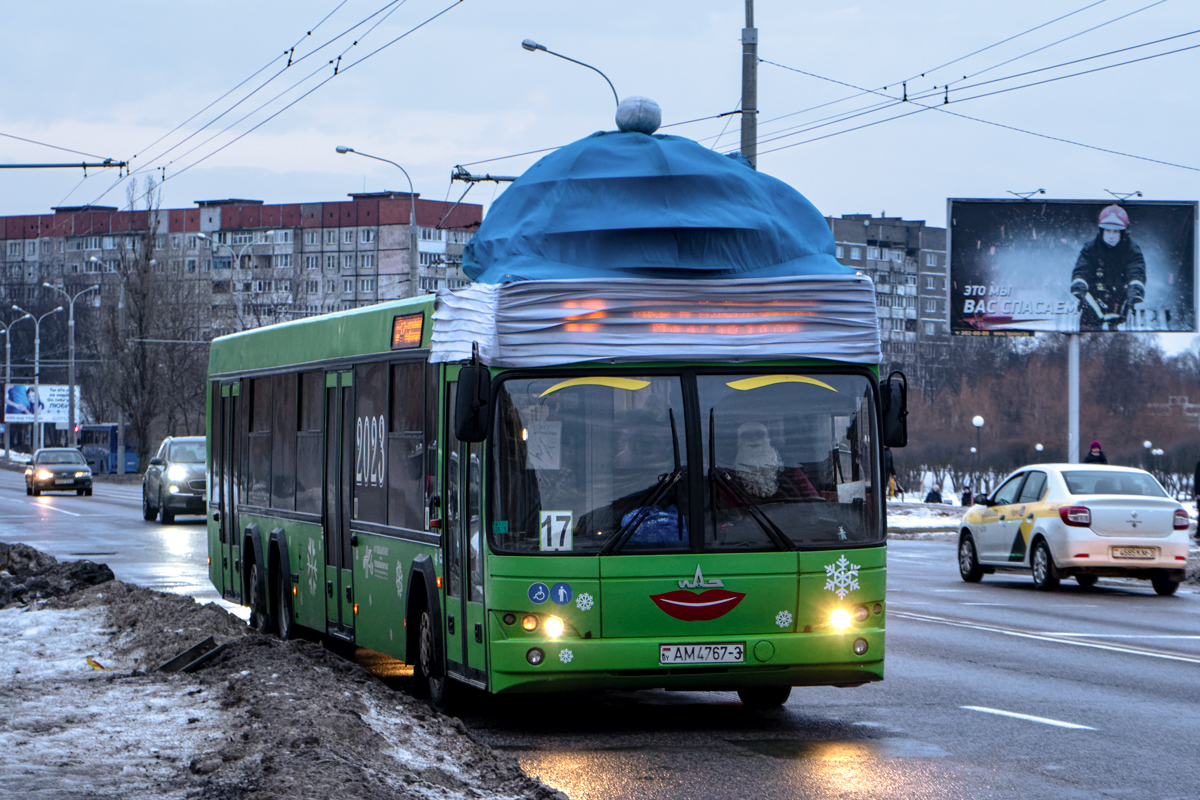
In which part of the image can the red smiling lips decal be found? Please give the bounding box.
[650,565,745,621]
[650,588,746,621]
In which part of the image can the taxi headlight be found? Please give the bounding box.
[166,464,189,481]
[543,616,564,639]
[830,608,852,631]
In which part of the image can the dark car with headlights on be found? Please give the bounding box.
[142,436,206,523]
[25,448,93,496]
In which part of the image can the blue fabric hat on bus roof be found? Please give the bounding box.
[463,98,852,284]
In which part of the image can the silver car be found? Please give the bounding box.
[142,436,207,524]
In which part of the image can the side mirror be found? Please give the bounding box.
[149,457,164,466]
[454,365,492,443]
[880,370,908,448]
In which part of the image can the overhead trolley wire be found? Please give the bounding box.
[76,0,463,214]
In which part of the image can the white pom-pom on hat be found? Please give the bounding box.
[616,96,662,134]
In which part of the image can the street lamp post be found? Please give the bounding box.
[1,312,32,461]
[13,305,63,452]
[335,146,420,299]
[972,415,985,493]
[521,39,620,107]
[43,283,100,443]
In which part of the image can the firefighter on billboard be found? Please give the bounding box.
[1070,204,1146,331]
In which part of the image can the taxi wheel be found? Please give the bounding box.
[738,685,792,710]
[958,533,984,583]
[1031,540,1059,591]
[1075,574,1098,588]
[1151,577,1180,596]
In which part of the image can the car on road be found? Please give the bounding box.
[25,448,93,496]
[958,464,1189,595]
[142,436,206,524]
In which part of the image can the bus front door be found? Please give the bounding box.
[444,381,487,688]
[216,382,240,602]
[324,371,355,639]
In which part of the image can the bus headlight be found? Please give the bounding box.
[543,616,564,639]
[830,608,852,630]
[521,615,539,632]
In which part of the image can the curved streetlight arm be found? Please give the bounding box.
[335,147,415,198]
[521,39,619,107]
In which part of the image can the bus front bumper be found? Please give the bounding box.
[487,629,884,694]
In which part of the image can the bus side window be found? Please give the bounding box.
[295,371,323,515]
[387,361,425,530]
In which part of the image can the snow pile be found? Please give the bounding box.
[0,547,564,800]
[886,501,965,537]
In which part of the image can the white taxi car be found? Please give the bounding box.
[958,464,1189,595]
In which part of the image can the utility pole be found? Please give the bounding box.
[740,0,758,169]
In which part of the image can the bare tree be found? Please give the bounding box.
[81,178,211,467]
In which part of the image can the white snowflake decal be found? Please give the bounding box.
[824,555,861,599]
[775,610,793,628]
[575,592,594,611]
[559,649,574,664]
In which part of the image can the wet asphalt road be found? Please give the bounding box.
[4,467,1199,798]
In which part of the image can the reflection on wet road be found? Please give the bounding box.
[0,468,244,617]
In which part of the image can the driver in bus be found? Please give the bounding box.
[732,421,820,501]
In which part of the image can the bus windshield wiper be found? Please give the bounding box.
[601,408,684,555]
[710,465,796,552]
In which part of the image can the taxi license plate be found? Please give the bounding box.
[659,643,744,665]
[1113,547,1155,559]
[55,478,73,484]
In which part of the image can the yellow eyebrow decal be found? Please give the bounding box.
[539,377,652,397]
[725,375,837,392]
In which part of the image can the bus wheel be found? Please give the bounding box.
[248,563,271,633]
[738,685,792,710]
[142,490,158,521]
[277,572,294,640]
[419,610,454,714]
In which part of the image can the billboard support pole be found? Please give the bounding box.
[1067,333,1079,464]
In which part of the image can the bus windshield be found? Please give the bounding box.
[489,371,880,554]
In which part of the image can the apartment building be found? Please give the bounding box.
[0,191,482,335]
[826,214,949,378]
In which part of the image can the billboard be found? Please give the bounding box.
[949,199,1197,334]
[4,384,81,425]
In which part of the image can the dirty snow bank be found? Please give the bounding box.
[0,545,563,800]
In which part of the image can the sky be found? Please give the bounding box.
[2,0,1198,343]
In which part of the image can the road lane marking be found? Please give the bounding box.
[960,603,1013,606]
[29,503,83,517]
[1044,634,1200,640]
[961,706,1096,730]
[891,610,1200,665]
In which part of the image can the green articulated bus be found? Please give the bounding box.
[205,112,908,712]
